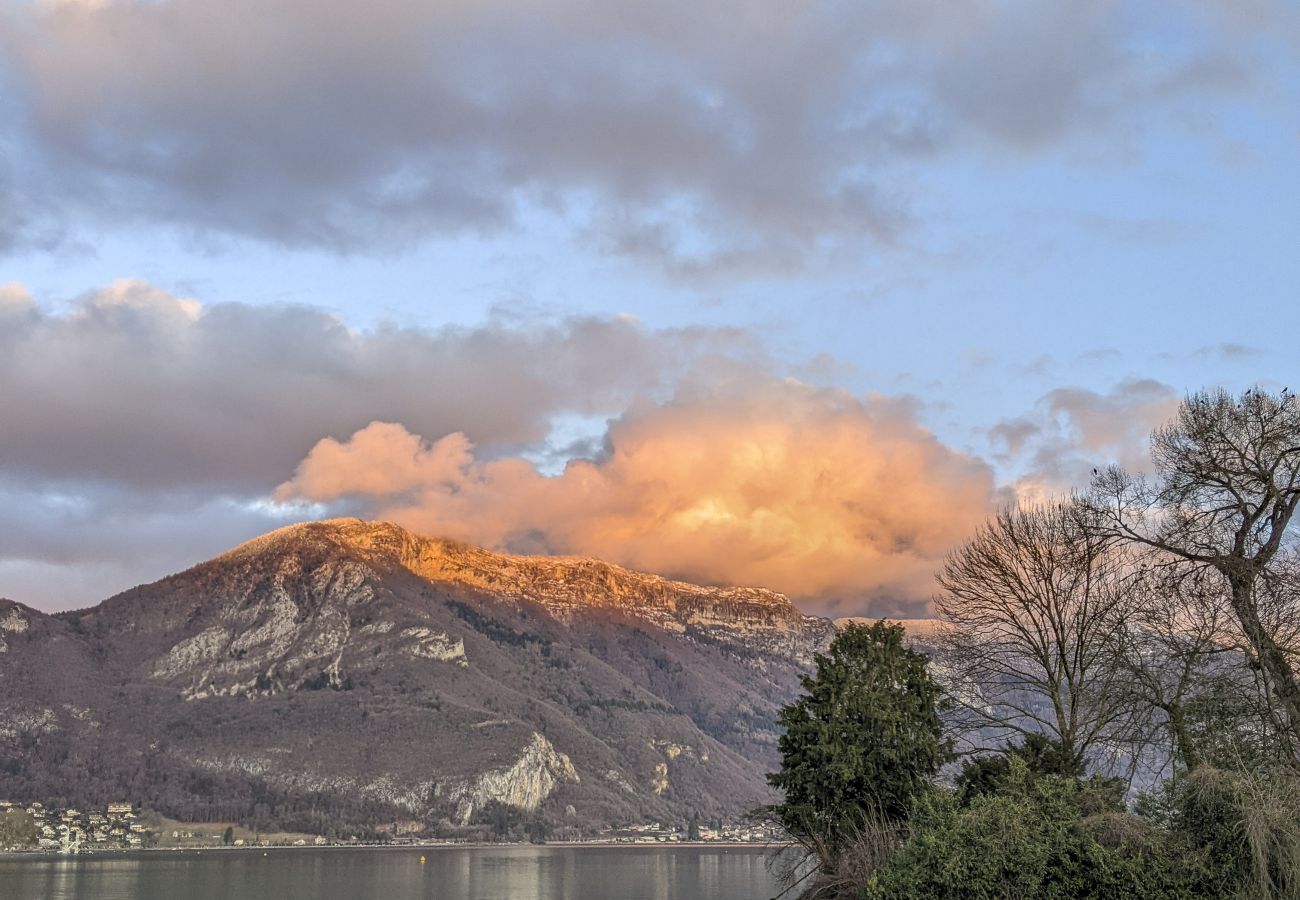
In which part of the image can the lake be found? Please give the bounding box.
[0,845,791,900]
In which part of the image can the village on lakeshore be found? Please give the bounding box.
[0,799,777,854]
[0,801,149,853]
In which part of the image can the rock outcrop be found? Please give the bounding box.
[0,604,30,654]
[246,518,834,662]
[444,732,579,823]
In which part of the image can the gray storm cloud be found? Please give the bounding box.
[0,279,752,492]
[0,279,760,608]
[0,0,1276,274]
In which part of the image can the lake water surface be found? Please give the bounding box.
[0,845,789,900]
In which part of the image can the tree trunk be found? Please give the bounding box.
[1164,702,1198,771]
[1229,575,1300,758]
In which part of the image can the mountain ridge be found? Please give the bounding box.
[215,518,817,625]
[0,518,839,837]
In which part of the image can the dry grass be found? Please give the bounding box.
[1081,810,1152,856]
[1185,766,1300,900]
[773,819,901,900]
[141,812,319,848]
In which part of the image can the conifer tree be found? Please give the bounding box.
[768,620,949,851]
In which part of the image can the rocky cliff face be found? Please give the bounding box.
[0,604,30,654]
[443,732,580,824]
[0,520,834,836]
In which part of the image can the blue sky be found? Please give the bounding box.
[1,0,1297,613]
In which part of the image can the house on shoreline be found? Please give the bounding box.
[4,801,151,854]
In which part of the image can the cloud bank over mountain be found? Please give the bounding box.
[0,280,1172,613]
[275,382,997,615]
[0,280,751,607]
[0,279,1181,614]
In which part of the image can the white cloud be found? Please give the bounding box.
[992,378,1181,502]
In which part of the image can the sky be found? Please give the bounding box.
[1,0,1297,616]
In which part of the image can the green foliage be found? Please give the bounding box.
[767,621,949,853]
[222,825,235,845]
[1180,674,1296,772]
[0,808,39,849]
[867,762,1300,900]
[867,760,1184,900]
[956,735,1117,809]
[1007,733,1087,779]
[1159,767,1300,899]
[954,753,1010,804]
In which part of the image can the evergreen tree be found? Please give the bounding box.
[768,621,949,852]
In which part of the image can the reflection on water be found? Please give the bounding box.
[0,845,789,900]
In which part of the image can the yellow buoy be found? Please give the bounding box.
[419,855,426,864]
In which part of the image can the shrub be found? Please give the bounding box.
[866,760,1184,900]
[956,735,1124,814]
[957,735,1091,805]
[1166,767,1300,900]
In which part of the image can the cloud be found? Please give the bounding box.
[1193,342,1260,361]
[1073,347,1123,364]
[276,379,998,615]
[0,278,772,609]
[991,378,1180,501]
[0,281,36,317]
[0,477,285,611]
[0,0,1277,275]
[0,279,753,493]
[0,276,1241,615]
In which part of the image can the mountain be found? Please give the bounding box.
[0,519,836,836]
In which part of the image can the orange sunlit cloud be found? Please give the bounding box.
[276,378,998,614]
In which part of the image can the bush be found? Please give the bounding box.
[956,735,1091,805]
[956,735,1125,817]
[1164,767,1300,900]
[866,759,1185,900]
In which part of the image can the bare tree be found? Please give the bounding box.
[935,500,1134,768]
[1086,387,1300,757]
[1113,561,1238,772]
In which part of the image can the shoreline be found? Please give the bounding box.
[1,840,782,860]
